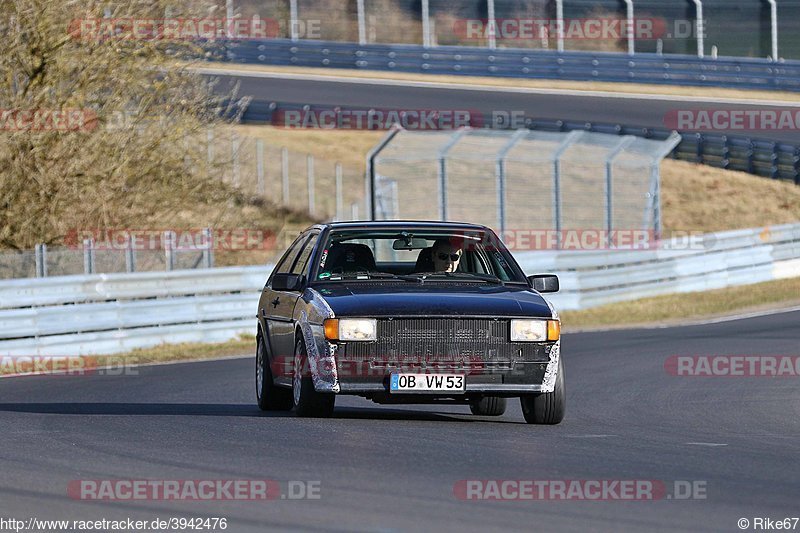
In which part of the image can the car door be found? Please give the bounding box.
[261,234,308,372]
[264,232,320,378]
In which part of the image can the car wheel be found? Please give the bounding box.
[256,334,292,411]
[520,356,565,425]
[469,396,507,416]
[292,337,335,418]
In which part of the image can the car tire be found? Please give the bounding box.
[256,334,293,411]
[469,396,507,416]
[520,356,565,425]
[292,337,335,418]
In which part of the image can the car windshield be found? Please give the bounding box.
[312,227,526,283]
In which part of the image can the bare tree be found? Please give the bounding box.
[0,0,256,249]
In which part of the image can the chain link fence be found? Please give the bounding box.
[371,128,681,244]
[0,128,367,280]
[207,127,366,220]
[231,0,799,59]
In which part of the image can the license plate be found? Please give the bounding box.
[390,373,466,392]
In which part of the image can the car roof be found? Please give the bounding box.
[309,220,493,232]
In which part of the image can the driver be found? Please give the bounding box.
[431,238,463,273]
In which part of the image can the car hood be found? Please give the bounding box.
[311,282,553,318]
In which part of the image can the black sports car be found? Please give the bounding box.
[255,221,564,424]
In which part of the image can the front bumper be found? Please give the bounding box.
[338,382,549,394]
[325,341,557,395]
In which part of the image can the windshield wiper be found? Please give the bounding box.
[365,272,424,282]
[415,272,506,285]
[325,272,423,282]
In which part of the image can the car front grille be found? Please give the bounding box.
[342,318,549,365]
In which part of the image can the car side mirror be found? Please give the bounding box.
[272,273,305,292]
[528,274,559,293]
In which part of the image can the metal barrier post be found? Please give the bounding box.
[437,129,468,221]
[422,0,431,48]
[623,0,635,55]
[164,231,175,271]
[495,129,527,235]
[555,0,565,52]
[552,131,584,249]
[487,0,497,50]
[256,139,265,195]
[83,239,94,275]
[202,227,213,268]
[290,0,299,41]
[366,126,402,220]
[125,235,135,273]
[226,0,234,37]
[357,0,366,45]
[689,0,704,58]
[307,154,315,216]
[34,244,47,278]
[648,132,682,240]
[766,0,778,60]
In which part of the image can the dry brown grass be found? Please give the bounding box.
[661,160,800,233]
[236,125,384,170]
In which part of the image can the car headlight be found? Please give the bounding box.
[323,318,376,341]
[511,319,560,342]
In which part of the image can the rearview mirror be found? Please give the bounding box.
[528,274,559,293]
[272,273,305,292]
[392,237,428,250]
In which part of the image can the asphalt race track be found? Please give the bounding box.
[211,70,800,143]
[2,309,798,532]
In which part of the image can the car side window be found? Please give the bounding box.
[274,234,307,275]
[291,233,319,275]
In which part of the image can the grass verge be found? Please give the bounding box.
[561,277,800,330]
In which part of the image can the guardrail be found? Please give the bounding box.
[234,100,800,184]
[216,39,800,92]
[2,223,798,356]
[515,223,800,310]
[0,266,271,356]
